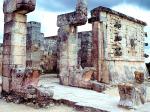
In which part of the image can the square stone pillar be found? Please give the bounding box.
[57,0,87,86]
[2,0,36,93]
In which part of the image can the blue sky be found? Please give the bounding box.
[0,0,150,62]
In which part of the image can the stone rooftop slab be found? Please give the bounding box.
[89,6,147,26]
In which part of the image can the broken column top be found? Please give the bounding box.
[3,0,36,14]
[57,0,87,27]
[88,6,147,26]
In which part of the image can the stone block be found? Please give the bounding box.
[4,21,14,34]
[11,67,26,92]
[3,55,11,64]
[82,70,94,81]
[91,81,106,92]
[4,13,27,23]
[2,76,11,93]
[12,22,27,34]
[60,75,69,86]
[118,83,147,109]
[23,69,40,89]
[2,64,11,78]
[11,73,24,92]
[57,0,87,27]
[31,70,40,85]
[36,87,54,107]
[11,46,26,56]
[78,80,92,89]
[82,67,96,81]
[11,55,26,65]
[3,33,11,46]
[3,0,36,14]
[11,34,26,46]
[3,45,11,55]
[134,71,144,84]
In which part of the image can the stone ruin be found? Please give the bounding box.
[0,0,149,110]
[2,0,53,107]
[118,71,147,109]
[88,6,148,84]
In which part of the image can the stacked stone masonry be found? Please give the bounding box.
[88,6,149,84]
[57,0,88,86]
[43,36,58,73]
[1,0,149,109]
[2,0,36,93]
[26,21,44,68]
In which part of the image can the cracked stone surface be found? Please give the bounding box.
[37,74,150,112]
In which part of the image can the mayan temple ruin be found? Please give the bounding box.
[0,0,150,112]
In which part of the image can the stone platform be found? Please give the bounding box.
[38,74,150,112]
[0,74,150,112]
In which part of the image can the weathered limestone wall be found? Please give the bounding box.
[26,21,44,68]
[89,6,148,84]
[78,31,92,68]
[3,0,36,93]
[44,31,92,73]
[42,36,58,73]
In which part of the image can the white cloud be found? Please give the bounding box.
[28,8,59,37]
[112,4,150,25]
[28,8,92,37]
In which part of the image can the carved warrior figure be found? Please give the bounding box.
[2,0,36,93]
[57,0,87,85]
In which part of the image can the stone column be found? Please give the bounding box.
[57,0,87,85]
[2,0,36,93]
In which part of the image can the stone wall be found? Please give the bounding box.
[26,21,44,68]
[42,31,93,73]
[78,31,92,68]
[89,6,149,84]
[42,36,58,73]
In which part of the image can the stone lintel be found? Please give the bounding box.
[57,11,87,27]
[4,13,27,23]
[57,0,87,27]
[3,0,36,14]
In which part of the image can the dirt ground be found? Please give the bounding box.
[0,100,77,112]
